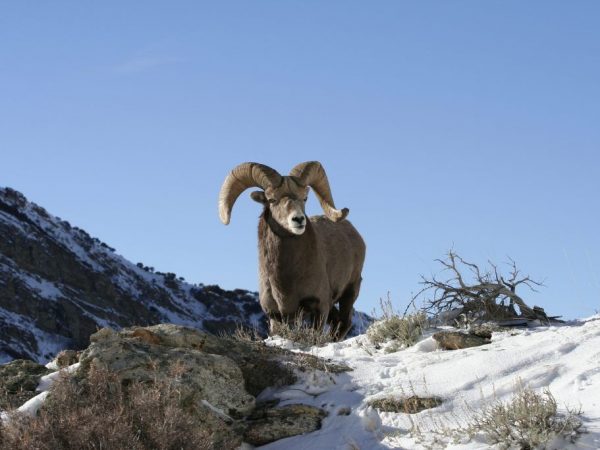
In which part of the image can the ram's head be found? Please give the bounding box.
[219,161,349,235]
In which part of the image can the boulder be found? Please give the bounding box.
[73,324,337,447]
[79,326,256,418]
[433,330,491,350]
[368,395,443,413]
[244,404,328,446]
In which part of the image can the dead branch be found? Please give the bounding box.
[418,250,555,325]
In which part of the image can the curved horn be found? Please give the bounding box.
[290,161,349,222]
[219,162,282,224]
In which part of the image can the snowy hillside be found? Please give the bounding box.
[0,187,372,364]
[259,316,600,449]
[0,187,269,363]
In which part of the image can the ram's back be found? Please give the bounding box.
[310,215,366,291]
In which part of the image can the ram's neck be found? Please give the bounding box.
[258,211,317,286]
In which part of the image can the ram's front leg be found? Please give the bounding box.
[259,282,284,335]
[296,296,328,331]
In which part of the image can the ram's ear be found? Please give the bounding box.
[250,191,267,205]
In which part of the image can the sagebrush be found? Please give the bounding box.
[0,365,235,450]
[367,295,427,352]
[270,313,335,348]
[468,385,583,449]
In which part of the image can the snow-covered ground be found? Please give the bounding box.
[4,316,599,449]
[260,316,600,449]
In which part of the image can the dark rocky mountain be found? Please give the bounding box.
[0,187,370,364]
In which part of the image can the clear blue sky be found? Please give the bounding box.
[2,2,599,320]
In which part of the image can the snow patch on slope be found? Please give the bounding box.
[0,307,71,362]
[260,320,600,449]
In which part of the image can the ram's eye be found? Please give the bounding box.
[268,198,277,204]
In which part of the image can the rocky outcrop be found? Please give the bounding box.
[80,324,349,397]
[0,187,371,364]
[80,326,256,418]
[64,324,339,447]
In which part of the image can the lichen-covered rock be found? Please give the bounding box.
[433,330,490,350]
[79,326,256,418]
[0,359,52,410]
[79,324,341,421]
[114,323,348,396]
[244,404,328,446]
[3,325,337,447]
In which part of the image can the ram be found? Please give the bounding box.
[218,161,366,340]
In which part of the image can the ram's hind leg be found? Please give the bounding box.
[333,278,362,341]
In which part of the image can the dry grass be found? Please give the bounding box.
[381,379,584,450]
[468,384,583,449]
[224,323,264,343]
[270,313,335,349]
[366,295,427,352]
[0,365,237,450]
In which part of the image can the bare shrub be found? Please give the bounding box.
[469,385,583,449]
[417,250,557,325]
[270,313,335,349]
[366,295,427,352]
[0,365,234,450]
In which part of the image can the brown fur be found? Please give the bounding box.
[219,162,366,340]
[258,208,366,340]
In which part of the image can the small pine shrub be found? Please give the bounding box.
[469,385,582,449]
[367,295,427,352]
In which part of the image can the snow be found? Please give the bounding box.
[0,362,81,424]
[20,202,105,272]
[0,257,65,301]
[258,317,600,449]
[0,210,28,233]
[15,391,50,418]
[36,363,80,392]
[3,318,600,448]
[0,306,71,363]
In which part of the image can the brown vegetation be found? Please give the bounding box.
[0,366,233,450]
[468,385,583,449]
[366,295,427,352]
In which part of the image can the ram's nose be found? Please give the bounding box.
[291,215,306,226]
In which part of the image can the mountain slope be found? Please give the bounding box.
[0,187,369,364]
[0,187,267,363]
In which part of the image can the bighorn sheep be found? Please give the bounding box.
[218,161,366,340]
